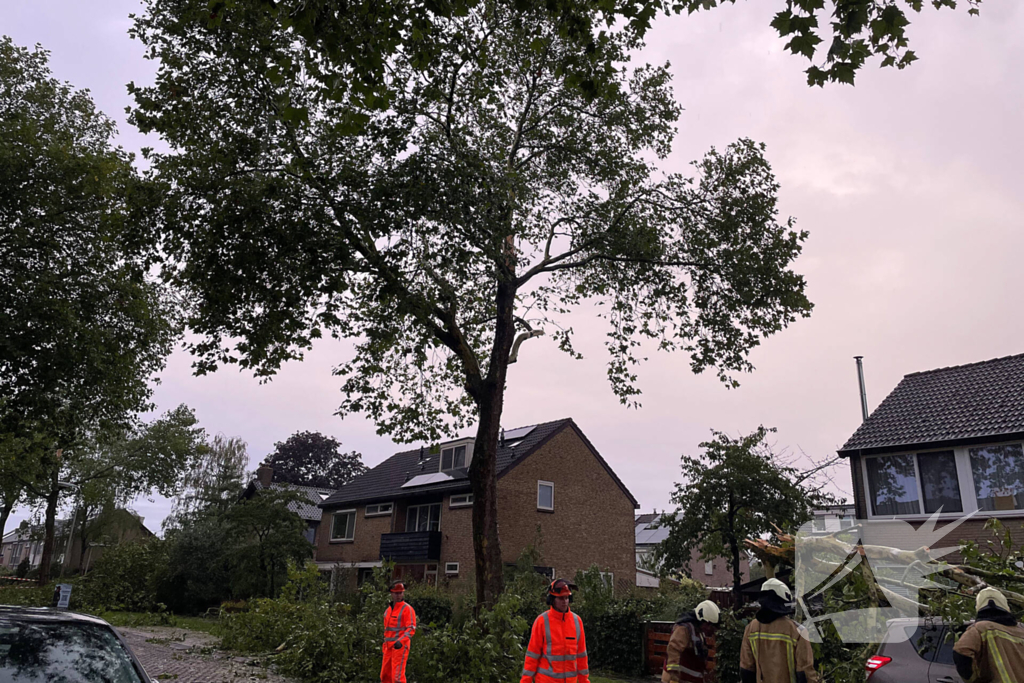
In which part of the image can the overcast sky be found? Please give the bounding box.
[4,1,1023,534]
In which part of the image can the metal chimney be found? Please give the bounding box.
[854,356,869,422]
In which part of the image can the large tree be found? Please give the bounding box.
[656,426,839,598]
[165,434,249,529]
[131,0,813,606]
[0,37,178,584]
[264,431,367,489]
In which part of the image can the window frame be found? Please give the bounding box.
[537,480,554,512]
[600,571,614,587]
[445,562,460,575]
[405,503,442,532]
[330,509,357,542]
[364,502,393,517]
[860,440,1024,520]
[704,560,713,576]
[449,493,473,508]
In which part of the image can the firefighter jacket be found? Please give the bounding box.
[953,618,1024,683]
[739,611,818,683]
[521,607,590,683]
[383,600,417,648]
[662,616,717,683]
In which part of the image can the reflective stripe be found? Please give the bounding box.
[543,612,553,657]
[748,632,796,683]
[527,650,541,659]
[538,667,575,679]
[666,664,683,671]
[578,670,588,676]
[576,649,586,658]
[981,629,1024,683]
[521,669,534,677]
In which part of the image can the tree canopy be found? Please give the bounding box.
[264,431,368,490]
[657,426,839,596]
[130,0,812,605]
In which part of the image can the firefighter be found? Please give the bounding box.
[521,578,590,683]
[739,578,818,683]
[380,581,416,683]
[952,587,1024,683]
[663,599,720,683]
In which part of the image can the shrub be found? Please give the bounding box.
[79,540,166,612]
[406,583,454,627]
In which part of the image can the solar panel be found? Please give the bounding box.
[503,425,535,441]
[401,472,454,488]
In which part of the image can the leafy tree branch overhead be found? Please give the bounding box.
[130,0,813,606]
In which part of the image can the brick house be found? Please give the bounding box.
[242,467,335,545]
[635,513,749,588]
[840,352,1024,554]
[315,418,639,592]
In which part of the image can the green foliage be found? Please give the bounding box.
[405,583,454,627]
[659,426,839,595]
[264,431,368,489]
[154,516,235,613]
[79,539,167,612]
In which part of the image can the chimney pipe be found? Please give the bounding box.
[854,356,869,422]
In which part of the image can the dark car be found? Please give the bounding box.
[0,606,151,682]
[866,617,962,683]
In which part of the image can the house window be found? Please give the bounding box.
[812,517,826,532]
[406,503,441,532]
[450,493,473,508]
[704,561,713,576]
[839,517,854,530]
[600,572,614,587]
[445,562,459,575]
[365,502,393,517]
[533,566,555,580]
[537,481,554,511]
[331,510,356,541]
[441,445,467,472]
[970,443,1024,511]
[866,451,963,516]
[866,454,920,516]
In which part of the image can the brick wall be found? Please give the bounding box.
[496,425,636,592]
[685,553,749,589]
[315,505,393,564]
[439,497,475,589]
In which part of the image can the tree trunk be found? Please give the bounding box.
[0,498,14,549]
[468,276,518,609]
[36,467,60,585]
[731,538,742,602]
[76,503,92,574]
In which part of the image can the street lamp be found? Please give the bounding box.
[57,482,80,580]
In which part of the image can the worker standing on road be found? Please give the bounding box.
[953,587,1024,683]
[739,578,818,683]
[663,600,720,683]
[380,581,416,683]
[521,579,590,683]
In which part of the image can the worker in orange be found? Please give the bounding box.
[521,578,590,683]
[380,581,416,683]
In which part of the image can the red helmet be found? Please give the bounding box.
[390,582,406,593]
[548,579,575,599]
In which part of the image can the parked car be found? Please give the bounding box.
[0,606,151,682]
[866,617,962,683]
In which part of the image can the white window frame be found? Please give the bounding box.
[330,509,356,542]
[364,502,393,517]
[600,571,614,587]
[449,493,473,508]
[860,440,1024,521]
[445,562,460,575]
[537,480,554,511]
[406,503,442,532]
[704,561,713,575]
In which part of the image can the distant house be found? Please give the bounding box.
[242,466,336,544]
[809,503,857,535]
[315,418,638,592]
[1,510,153,574]
[635,513,749,588]
[839,352,1024,553]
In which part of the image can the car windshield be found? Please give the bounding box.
[0,620,144,683]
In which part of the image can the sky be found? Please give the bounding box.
[4,1,1023,534]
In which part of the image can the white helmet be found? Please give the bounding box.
[761,578,793,602]
[976,587,1010,613]
[695,600,720,624]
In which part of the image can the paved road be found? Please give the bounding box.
[118,626,297,682]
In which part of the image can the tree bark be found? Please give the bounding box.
[468,276,518,609]
[36,466,60,585]
[0,498,14,550]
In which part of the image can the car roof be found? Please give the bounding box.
[0,606,111,627]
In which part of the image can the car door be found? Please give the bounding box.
[928,627,963,683]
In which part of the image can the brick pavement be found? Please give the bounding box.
[118,626,298,683]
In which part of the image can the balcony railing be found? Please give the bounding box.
[379,531,442,562]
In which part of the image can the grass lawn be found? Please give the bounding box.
[96,611,225,637]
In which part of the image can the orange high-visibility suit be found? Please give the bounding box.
[521,607,590,683]
[380,600,416,683]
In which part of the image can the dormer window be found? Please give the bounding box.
[441,445,467,472]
